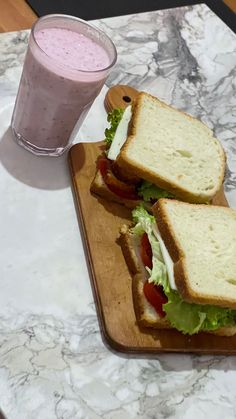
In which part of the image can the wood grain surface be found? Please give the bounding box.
[0,1,235,33]
[104,85,139,113]
[68,140,236,354]
[224,0,236,12]
[0,0,36,33]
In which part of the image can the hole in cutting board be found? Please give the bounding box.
[123,95,131,103]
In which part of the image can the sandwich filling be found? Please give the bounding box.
[132,206,236,335]
[101,108,174,203]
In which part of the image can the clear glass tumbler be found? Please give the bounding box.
[11,15,117,156]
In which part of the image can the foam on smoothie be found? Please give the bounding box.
[34,27,110,71]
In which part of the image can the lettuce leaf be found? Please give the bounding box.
[132,206,168,286]
[163,292,235,335]
[132,205,236,335]
[132,205,172,289]
[104,108,125,148]
[132,205,155,236]
[137,181,174,202]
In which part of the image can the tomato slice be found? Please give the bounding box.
[106,183,140,200]
[143,281,168,318]
[105,171,138,194]
[111,161,141,185]
[98,157,109,178]
[98,157,140,200]
[140,233,152,269]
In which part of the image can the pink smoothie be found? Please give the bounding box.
[12,26,112,153]
[35,28,110,71]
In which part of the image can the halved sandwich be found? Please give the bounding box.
[91,92,226,208]
[120,199,236,336]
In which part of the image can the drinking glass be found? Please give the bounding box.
[11,15,117,156]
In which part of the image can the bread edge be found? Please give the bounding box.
[116,92,226,204]
[119,225,171,329]
[119,223,236,336]
[152,198,236,310]
[90,169,143,209]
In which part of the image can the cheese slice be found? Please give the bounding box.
[107,105,132,161]
[152,224,177,291]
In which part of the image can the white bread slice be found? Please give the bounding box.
[116,93,225,204]
[120,223,236,336]
[153,199,236,309]
[90,170,142,209]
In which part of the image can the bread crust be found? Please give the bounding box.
[132,272,171,329]
[120,224,236,335]
[207,326,236,337]
[152,199,236,309]
[90,170,143,209]
[119,225,141,275]
[120,227,171,329]
[116,92,226,204]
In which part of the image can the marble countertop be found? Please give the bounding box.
[0,4,236,419]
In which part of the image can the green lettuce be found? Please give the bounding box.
[138,181,174,202]
[104,108,124,147]
[164,295,235,335]
[132,206,236,335]
[132,206,168,286]
[132,205,155,235]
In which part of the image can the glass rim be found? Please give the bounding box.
[31,13,117,74]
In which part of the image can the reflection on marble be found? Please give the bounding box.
[0,4,236,419]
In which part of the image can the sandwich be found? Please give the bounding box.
[91,92,225,208]
[120,199,236,336]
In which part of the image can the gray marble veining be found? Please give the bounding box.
[95,6,236,202]
[0,4,236,419]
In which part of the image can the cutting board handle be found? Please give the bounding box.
[104,84,139,113]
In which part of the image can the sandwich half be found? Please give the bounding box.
[120,199,236,336]
[91,92,225,208]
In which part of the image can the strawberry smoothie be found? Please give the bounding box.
[11,16,117,156]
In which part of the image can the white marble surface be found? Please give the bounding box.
[0,4,236,419]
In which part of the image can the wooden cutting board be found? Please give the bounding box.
[68,85,235,354]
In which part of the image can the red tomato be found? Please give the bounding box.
[98,157,109,178]
[111,160,141,185]
[140,233,152,269]
[106,183,140,200]
[143,281,168,318]
[98,157,140,200]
